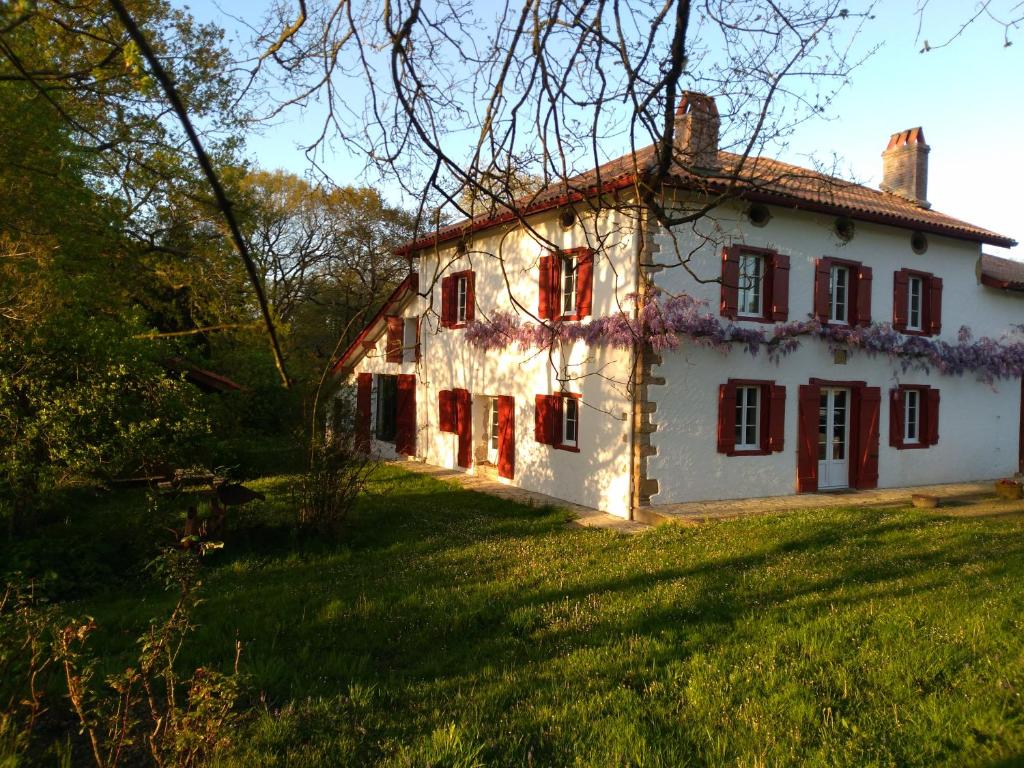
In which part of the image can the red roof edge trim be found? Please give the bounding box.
[981,273,1024,294]
[393,174,640,256]
[331,273,419,376]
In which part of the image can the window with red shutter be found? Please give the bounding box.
[890,385,937,449]
[894,269,942,336]
[721,246,786,323]
[385,316,404,363]
[718,379,784,456]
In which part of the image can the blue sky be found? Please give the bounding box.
[194,0,1023,256]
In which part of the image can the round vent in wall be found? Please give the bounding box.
[455,239,468,255]
[911,231,928,254]
[559,208,576,229]
[746,204,772,228]
[834,216,855,243]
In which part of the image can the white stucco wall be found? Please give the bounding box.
[647,199,1023,503]
[348,203,641,518]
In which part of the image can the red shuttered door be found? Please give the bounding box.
[497,395,515,479]
[796,384,820,491]
[395,374,416,455]
[455,388,472,468]
[356,373,372,452]
[438,390,455,432]
[854,387,881,489]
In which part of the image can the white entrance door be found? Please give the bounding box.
[818,388,850,490]
[487,397,500,465]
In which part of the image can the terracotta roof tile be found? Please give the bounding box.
[980,252,1024,293]
[396,144,1016,254]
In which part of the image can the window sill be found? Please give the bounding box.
[554,314,589,322]
[899,329,935,338]
[553,443,580,453]
[726,448,771,457]
[733,314,775,325]
[894,442,930,450]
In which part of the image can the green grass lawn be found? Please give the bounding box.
[9,465,1024,767]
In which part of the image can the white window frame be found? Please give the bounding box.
[561,396,579,448]
[734,385,761,451]
[737,253,764,318]
[904,388,921,445]
[829,264,849,324]
[456,276,468,323]
[561,255,577,316]
[907,275,923,332]
[489,397,500,452]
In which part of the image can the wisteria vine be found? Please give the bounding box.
[465,292,1024,383]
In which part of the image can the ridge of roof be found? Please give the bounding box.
[395,144,1016,255]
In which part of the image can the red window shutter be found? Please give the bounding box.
[575,250,594,318]
[889,388,903,449]
[925,387,940,446]
[356,372,372,452]
[395,374,416,456]
[464,272,476,322]
[855,387,881,489]
[767,384,786,452]
[769,253,789,321]
[538,255,553,320]
[385,316,404,363]
[438,390,455,432]
[455,388,472,467]
[497,395,515,479]
[552,395,564,446]
[796,385,819,491]
[414,318,421,361]
[440,276,452,328]
[534,394,554,444]
[813,258,832,322]
[854,265,873,326]
[927,276,943,336]
[893,270,909,331]
[720,247,739,319]
[717,382,737,454]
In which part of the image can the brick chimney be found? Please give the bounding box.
[674,92,719,171]
[881,127,930,209]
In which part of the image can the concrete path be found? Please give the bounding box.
[637,479,1013,525]
[387,459,648,534]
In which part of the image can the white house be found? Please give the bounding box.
[332,93,1022,521]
